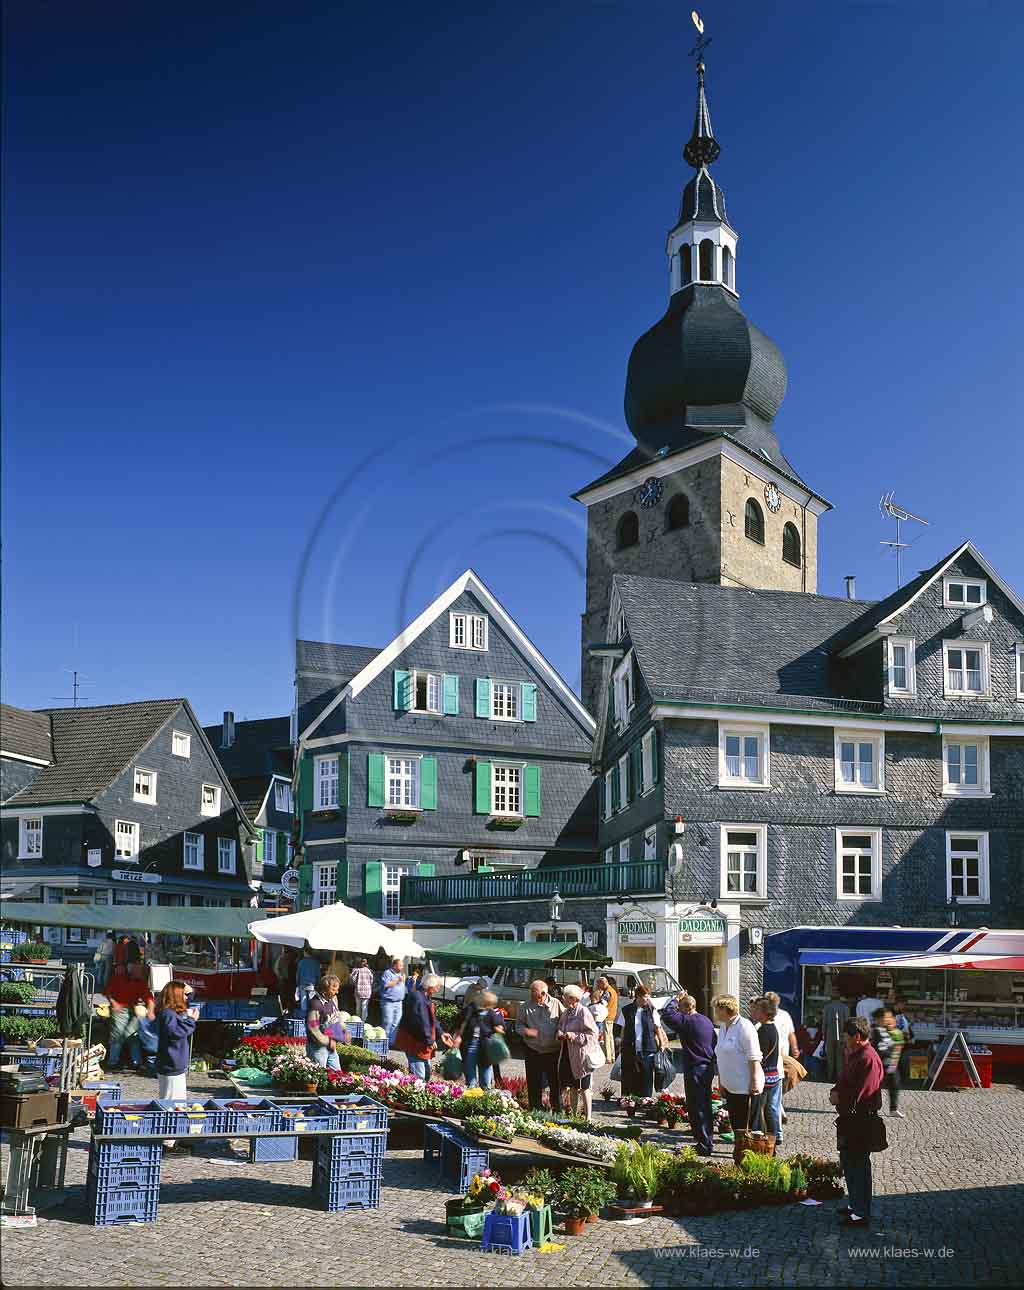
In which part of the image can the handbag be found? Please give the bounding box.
[836,1110,888,1154]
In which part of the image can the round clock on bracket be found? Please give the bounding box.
[764,482,782,513]
[636,477,663,508]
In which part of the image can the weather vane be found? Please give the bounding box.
[689,10,711,66]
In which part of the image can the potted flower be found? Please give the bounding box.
[384,808,419,824]
[270,1050,325,1093]
[13,942,49,964]
[618,1095,637,1118]
[554,1167,617,1235]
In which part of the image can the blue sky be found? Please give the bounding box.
[4,0,1022,723]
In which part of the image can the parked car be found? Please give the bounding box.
[437,960,683,1020]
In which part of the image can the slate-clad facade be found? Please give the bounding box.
[1,700,258,954]
[294,571,598,938]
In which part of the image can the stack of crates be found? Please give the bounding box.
[89,1100,167,1226]
[310,1095,389,1212]
[441,1132,490,1195]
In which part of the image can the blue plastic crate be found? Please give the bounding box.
[441,1135,489,1195]
[156,1097,228,1136]
[213,1096,282,1134]
[274,1101,338,1133]
[314,1094,388,1133]
[248,1135,298,1162]
[90,1138,163,1167]
[82,1080,121,1102]
[95,1099,169,1136]
[87,1180,160,1226]
[359,1035,388,1058]
[481,1210,532,1256]
[88,1154,162,1191]
[282,1017,306,1038]
[313,1153,381,1183]
[17,1052,61,1076]
[423,1121,459,1168]
[316,1131,387,1164]
[311,1164,381,1211]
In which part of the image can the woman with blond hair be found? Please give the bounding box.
[713,994,763,1165]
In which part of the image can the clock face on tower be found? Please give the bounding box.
[764,482,782,514]
[636,477,663,508]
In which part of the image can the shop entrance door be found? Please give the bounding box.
[677,949,712,1014]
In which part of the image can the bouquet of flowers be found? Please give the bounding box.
[467,1169,503,1204]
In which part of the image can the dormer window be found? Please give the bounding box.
[943,640,989,697]
[450,611,488,651]
[943,577,987,608]
[612,653,634,726]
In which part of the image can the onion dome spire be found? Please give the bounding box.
[683,61,720,169]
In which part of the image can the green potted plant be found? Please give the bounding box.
[0,981,36,1005]
[789,1164,808,1201]
[13,941,49,964]
[611,1141,667,1209]
[554,1167,618,1235]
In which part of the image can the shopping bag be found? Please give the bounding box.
[609,1056,622,1082]
[441,1047,464,1079]
[483,1033,511,1066]
[653,1048,675,1091]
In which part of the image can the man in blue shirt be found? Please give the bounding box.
[667,993,718,1156]
[379,957,407,1046]
[295,944,322,1017]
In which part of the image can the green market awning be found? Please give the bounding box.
[0,901,271,940]
[429,935,580,968]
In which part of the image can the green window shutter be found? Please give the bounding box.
[442,674,459,716]
[521,682,537,722]
[631,742,644,795]
[364,861,384,918]
[299,757,313,813]
[653,729,660,784]
[601,775,607,818]
[475,760,492,814]
[254,829,265,864]
[393,670,413,711]
[524,764,541,817]
[611,765,621,812]
[367,753,386,808]
[475,677,492,718]
[298,862,313,910]
[334,860,349,902]
[420,756,437,810]
[276,832,287,865]
[338,751,350,808]
[417,862,436,878]
[621,756,631,804]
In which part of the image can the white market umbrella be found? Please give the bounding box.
[249,901,425,959]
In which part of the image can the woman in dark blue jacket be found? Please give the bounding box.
[394,975,453,1079]
[156,980,198,1101]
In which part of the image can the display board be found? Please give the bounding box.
[926,1030,982,1090]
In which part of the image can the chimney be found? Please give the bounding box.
[845,576,857,600]
[222,710,235,749]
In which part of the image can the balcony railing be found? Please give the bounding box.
[401,859,666,908]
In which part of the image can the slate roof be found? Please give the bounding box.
[1,705,53,763]
[229,774,274,822]
[615,576,878,713]
[295,641,381,679]
[201,716,291,779]
[3,700,183,806]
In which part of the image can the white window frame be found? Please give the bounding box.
[887,637,917,697]
[945,831,990,904]
[719,824,768,901]
[217,838,237,874]
[386,755,421,809]
[171,731,191,758]
[525,921,583,944]
[603,769,613,821]
[943,576,987,609]
[409,669,443,715]
[491,763,523,817]
[834,729,885,794]
[618,838,631,864]
[943,639,990,697]
[274,781,292,813]
[643,826,657,860]
[183,831,204,870]
[468,924,518,941]
[603,846,614,864]
[384,864,407,919]
[313,862,337,908]
[617,752,629,808]
[449,611,488,651]
[200,783,222,817]
[490,681,521,722]
[834,828,882,902]
[114,819,140,862]
[718,722,771,790]
[941,736,991,797]
[1016,642,1024,700]
[612,653,634,727]
[133,768,158,805]
[314,755,339,809]
[18,816,43,859]
[640,729,656,795]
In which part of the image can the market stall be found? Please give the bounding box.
[248,901,424,959]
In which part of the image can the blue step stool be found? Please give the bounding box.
[481,1210,532,1256]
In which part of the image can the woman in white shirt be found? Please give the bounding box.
[713,994,764,1165]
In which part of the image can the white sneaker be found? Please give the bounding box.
[891,1110,905,1118]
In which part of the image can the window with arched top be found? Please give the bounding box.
[617,510,639,550]
[666,494,690,531]
[722,245,734,289]
[699,238,715,281]
[782,522,801,567]
[744,498,765,545]
[679,244,692,286]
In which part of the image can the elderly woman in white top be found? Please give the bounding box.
[556,984,604,1121]
[713,993,764,1165]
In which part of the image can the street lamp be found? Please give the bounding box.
[549,890,564,942]
[947,896,960,928]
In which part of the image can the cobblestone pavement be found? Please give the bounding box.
[2,1069,1021,1287]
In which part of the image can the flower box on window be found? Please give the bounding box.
[384,809,419,825]
[488,816,523,831]
[312,809,339,821]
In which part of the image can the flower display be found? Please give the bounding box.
[270,1051,327,1090]
[467,1169,503,1202]
[463,1113,520,1143]
[532,1123,618,1163]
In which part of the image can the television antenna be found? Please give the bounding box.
[689,10,712,63]
[879,492,930,589]
[50,669,93,708]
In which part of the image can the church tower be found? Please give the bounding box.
[575,54,831,714]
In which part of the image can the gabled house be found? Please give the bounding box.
[202,711,295,904]
[1,699,259,953]
[590,541,1024,1013]
[294,570,602,944]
